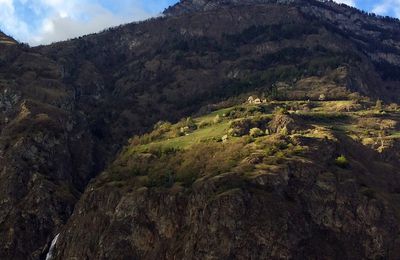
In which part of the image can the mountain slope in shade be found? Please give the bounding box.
[0,0,400,258]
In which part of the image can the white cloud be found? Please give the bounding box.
[0,0,154,46]
[372,0,400,18]
[0,0,12,7]
[0,0,31,41]
[32,2,151,45]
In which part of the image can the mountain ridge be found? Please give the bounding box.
[163,0,399,23]
[164,0,322,16]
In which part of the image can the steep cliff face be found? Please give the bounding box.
[0,43,105,259]
[54,160,400,259]
[1,0,400,258]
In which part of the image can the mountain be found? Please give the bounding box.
[0,0,400,259]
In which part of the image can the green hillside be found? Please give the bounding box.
[100,97,400,190]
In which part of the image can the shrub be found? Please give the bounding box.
[174,117,199,136]
[129,121,173,145]
[249,127,264,138]
[154,121,172,131]
[279,126,289,136]
[335,155,349,168]
[229,119,252,136]
[180,126,191,135]
[228,128,240,137]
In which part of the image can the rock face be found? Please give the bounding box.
[0,0,400,258]
[53,135,400,259]
[0,41,112,258]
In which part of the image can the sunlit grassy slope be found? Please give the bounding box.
[98,98,400,190]
[128,99,399,151]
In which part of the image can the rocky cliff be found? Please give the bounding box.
[0,0,400,258]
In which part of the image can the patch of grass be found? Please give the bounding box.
[130,121,230,153]
[196,107,233,123]
[117,137,251,189]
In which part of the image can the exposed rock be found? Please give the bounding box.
[53,136,400,259]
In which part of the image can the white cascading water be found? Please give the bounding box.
[45,234,60,260]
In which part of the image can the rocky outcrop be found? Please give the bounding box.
[268,113,307,134]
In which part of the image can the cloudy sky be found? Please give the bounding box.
[0,0,398,46]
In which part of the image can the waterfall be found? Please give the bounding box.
[45,234,60,260]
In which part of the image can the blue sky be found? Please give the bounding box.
[0,0,398,46]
